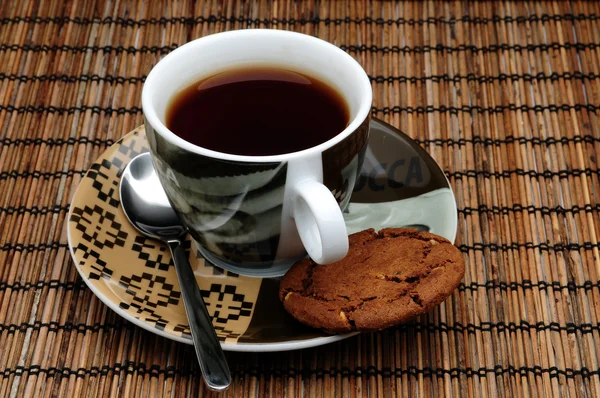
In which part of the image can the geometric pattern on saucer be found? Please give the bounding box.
[68,126,262,344]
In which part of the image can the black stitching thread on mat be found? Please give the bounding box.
[4,131,599,149]
[0,321,130,335]
[0,13,597,26]
[458,204,600,216]
[339,43,600,54]
[415,135,600,147]
[3,241,598,253]
[457,242,600,253]
[373,104,600,115]
[0,242,69,252]
[0,280,86,292]
[0,136,116,147]
[1,278,597,295]
[0,362,144,379]
[3,204,599,226]
[0,170,86,181]
[3,71,600,86]
[458,280,600,293]
[0,205,70,216]
[260,366,600,380]
[7,134,595,153]
[1,168,598,183]
[395,322,600,334]
[3,42,600,55]
[371,72,600,84]
[1,279,597,294]
[1,364,599,380]
[0,320,597,337]
[447,168,600,180]
[0,73,145,84]
[0,44,178,54]
[0,105,143,114]
[1,104,599,116]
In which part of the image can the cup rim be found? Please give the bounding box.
[142,29,372,162]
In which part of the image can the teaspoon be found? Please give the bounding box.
[119,152,231,391]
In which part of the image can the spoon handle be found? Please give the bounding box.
[168,240,231,391]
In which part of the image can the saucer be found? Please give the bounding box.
[67,119,457,352]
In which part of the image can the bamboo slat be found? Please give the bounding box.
[0,1,599,397]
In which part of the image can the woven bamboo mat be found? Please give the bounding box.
[1,0,600,396]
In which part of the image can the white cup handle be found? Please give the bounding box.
[292,180,349,264]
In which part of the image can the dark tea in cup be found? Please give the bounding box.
[166,66,350,156]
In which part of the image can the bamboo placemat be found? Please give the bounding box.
[1,0,600,397]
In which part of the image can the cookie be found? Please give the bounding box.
[278,228,464,333]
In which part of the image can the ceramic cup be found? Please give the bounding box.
[142,29,372,277]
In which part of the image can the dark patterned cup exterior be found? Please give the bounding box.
[145,115,370,275]
[141,31,372,275]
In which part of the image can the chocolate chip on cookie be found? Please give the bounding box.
[278,228,465,333]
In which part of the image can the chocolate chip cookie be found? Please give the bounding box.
[278,228,464,333]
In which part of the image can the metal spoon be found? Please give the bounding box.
[119,152,231,391]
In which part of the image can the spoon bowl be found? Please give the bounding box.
[120,152,185,240]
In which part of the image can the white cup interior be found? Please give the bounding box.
[142,29,373,162]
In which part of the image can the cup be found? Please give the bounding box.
[142,29,372,277]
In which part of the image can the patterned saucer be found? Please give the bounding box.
[67,119,457,352]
